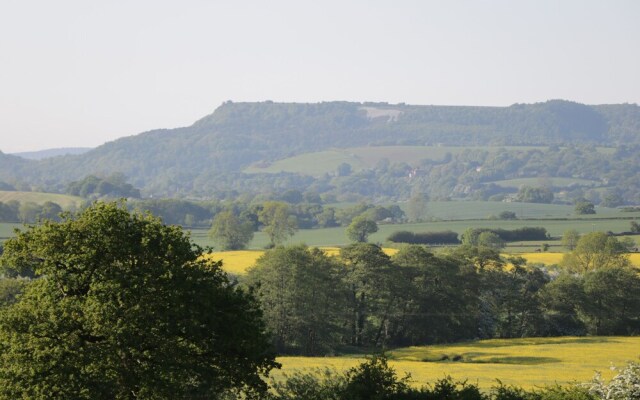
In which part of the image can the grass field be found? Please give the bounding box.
[244,146,547,176]
[188,215,640,249]
[0,191,84,209]
[275,336,640,389]
[489,177,600,189]
[244,145,615,178]
[398,201,630,220]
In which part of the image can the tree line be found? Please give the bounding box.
[243,235,640,356]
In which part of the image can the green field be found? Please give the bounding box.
[399,200,629,220]
[275,337,640,390]
[0,191,84,209]
[244,145,546,176]
[3,200,638,249]
[188,217,639,249]
[489,177,601,189]
[188,200,640,249]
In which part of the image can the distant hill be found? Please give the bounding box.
[0,100,639,200]
[0,191,85,209]
[11,147,93,160]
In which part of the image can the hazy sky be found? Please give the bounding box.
[1,0,639,153]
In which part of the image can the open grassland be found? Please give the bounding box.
[244,145,615,177]
[206,247,399,275]
[275,337,640,390]
[489,177,600,189]
[404,201,629,220]
[244,146,547,176]
[189,215,640,249]
[0,191,84,209]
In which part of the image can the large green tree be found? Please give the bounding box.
[346,215,378,243]
[245,245,345,355]
[561,232,630,272]
[209,209,254,250]
[258,201,298,247]
[0,202,277,399]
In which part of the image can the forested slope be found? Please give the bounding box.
[1,100,639,198]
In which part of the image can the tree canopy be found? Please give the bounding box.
[209,209,254,250]
[0,201,277,399]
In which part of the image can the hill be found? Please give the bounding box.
[0,191,85,209]
[1,100,639,200]
[11,147,92,160]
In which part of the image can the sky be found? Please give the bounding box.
[1,0,639,153]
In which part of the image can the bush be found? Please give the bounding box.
[387,230,460,245]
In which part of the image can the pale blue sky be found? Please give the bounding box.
[1,0,639,152]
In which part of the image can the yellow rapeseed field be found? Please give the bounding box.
[206,247,399,275]
[275,337,640,389]
[518,252,640,267]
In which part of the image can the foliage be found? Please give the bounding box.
[341,355,411,400]
[67,173,140,199]
[477,231,506,250]
[499,211,518,220]
[259,202,298,246]
[517,186,554,204]
[561,232,630,272]
[245,245,345,355]
[346,216,378,243]
[562,229,581,250]
[575,201,596,215]
[0,201,277,399]
[209,210,254,250]
[461,227,548,245]
[387,230,460,245]
[4,101,640,204]
[406,193,429,222]
[586,361,640,400]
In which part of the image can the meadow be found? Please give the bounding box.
[243,145,615,178]
[275,336,640,390]
[0,191,84,209]
[244,145,546,176]
[186,198,640,250]
[188,215,639,250]
[489,177,600,189]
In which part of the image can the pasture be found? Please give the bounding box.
[244,145,615,178]
[244,145,546,176]
[489,177,600,189]
[275,336,640,389]
[189,215,640,250]
[0,191,84,209]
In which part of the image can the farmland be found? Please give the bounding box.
[0,191,84,209]
[489,177,600,189]
[275,336,640,390]
[244,145,550,176]
[188,217,639,250]
[243,145,616,181]
[206,247,399,275]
